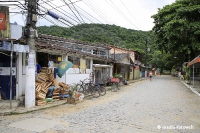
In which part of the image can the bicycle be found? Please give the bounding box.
[76,78,100,98]
[94,77,110,96]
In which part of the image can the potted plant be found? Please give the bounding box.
[114,73,121,78]
[114,73,123,83]
[183,65,191,84]
[66,85,79,104]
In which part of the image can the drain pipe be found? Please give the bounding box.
[10,40,13,109]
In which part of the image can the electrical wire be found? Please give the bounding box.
[61,0,82,23]
[106,0,139,30]
[72,6,95,23]
[120,0,144,30]
[75,4,103,23]
[0,1,27,10]
[38,6,64,26]
[39,2,76,26]
[40,0,77,25]
[40,1,80,24]
[82,0,109,24]
[68,0,85,23]
[38,6,72,27]
[86,0,113,24]
[39,0,55,5]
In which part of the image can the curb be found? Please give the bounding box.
[0,101,67,116]
[181,81,200,97]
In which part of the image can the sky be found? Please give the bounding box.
[8,0,176,31]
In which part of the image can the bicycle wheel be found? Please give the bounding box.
[76,84,84,94]
[99,85,106,96]
[90,86,100,98]
[117,82,120,90]
[111,82,118,92]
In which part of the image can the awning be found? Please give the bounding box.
[187,55,200,68]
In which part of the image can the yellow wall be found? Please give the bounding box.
[80,58,86,73]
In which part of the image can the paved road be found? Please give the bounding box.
[0,75,200,133]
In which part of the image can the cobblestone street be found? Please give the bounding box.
[0,75,200,133]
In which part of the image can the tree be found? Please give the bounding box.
[37,24,153,54]
[151,0,200,61]
[149,50,176,74]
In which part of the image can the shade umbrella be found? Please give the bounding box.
[57,61,73,78]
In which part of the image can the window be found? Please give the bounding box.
[68,56,80,67]
[74,47,82,51]
[48,54,62,64]
[93,49,97,55]
[93,49,107,57]
[99,50,106,56]
[82,48,91,53]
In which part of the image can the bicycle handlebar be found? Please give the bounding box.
[79,78,91,84]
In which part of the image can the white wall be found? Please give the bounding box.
[56,73,65,83]
[22,75,26,95]
[10,24,22,40]
[16,53,23,99]
[65,73,90,85]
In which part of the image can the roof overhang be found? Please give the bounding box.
[115,62,131,65]
[187,55,200,68]
[93,64,112,68]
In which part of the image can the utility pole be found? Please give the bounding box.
[145,38,147,77]
[24,0,38,108]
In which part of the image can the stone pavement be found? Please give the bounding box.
[0,75,200,133]
[0,78,146,116]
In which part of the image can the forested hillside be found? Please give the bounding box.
[37,24,153,54]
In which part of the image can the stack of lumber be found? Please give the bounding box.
[52,92,60,101]
[59,82,70,94]
[35,68,54,106]
[35,68,71,105]
[59,82,70,100]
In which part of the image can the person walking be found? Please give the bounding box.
[36,61,41,73]
[149,71,153,81]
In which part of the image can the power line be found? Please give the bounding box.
[43,0,98,24]
[68,0,85,23]
[106,0,139,30]
[61,0,82,23]
[74,4,103,23]
[38,5,74,27]
[41,15,62,26]
[83,0,110,24]
[119,0,144,30]
[87,0,114,24]
[40,0,80,24]
[39,0,76,26]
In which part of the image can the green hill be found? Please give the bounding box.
[37,23,153,54]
